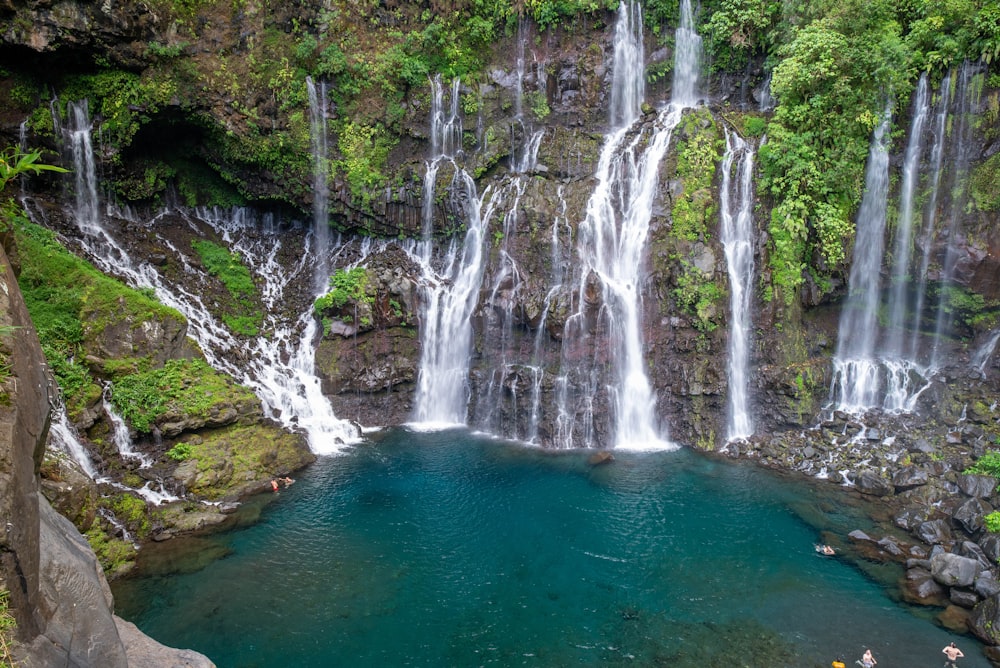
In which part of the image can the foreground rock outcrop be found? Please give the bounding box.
[0,236,214,665]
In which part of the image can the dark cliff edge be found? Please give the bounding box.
[0,239,213,666]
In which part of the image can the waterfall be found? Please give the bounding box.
[553,0,701,450]
[103,386,154,468]
[66,100,102,235]
[306,77,331,288]
[411,75,497,425]
[30,194,361,453]
[973,330,1000,377]
[48,405,98,478]
[830,106,892,412]
[672,0,702,107]
[911,71,952,362]
[931,62,978,367]
[609,0,644,128]
[884,74,929,361]
[720,129,756,441]
[412,174,497,425]
[880,74,932,411]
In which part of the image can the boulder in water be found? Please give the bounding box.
[588,451,614,466]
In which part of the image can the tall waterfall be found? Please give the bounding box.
[931,62,978,367]
[881,74,932,411]
[672,0,702,107]
[884,74,929,361]
[830,106,892,412]
[306,77,331,288]
[66,100,102,235]
[412,76,497,426]
[554,0,701,450]
[720,129,756,441]
[609,0,644,128]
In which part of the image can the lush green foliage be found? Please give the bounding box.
[15,218,183,417]
[673,260,724,332]
[967,451,1000,477]
[167,442,194,461]
[671,109,724,241]
[314,267,370,313]
[986,510,1000,534]
[0,146,67,192]
[109,358,256,433]
[758,0,911,302]
[190,238,262,335]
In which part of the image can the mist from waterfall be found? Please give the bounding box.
[831,106,892,412]
[720,129,756,441]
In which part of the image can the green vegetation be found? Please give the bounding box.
[14,218,184,418]
[109,358,257,433]
[191,238,262,336]
[314,267,371,313]
[673,260,724,332]
[85,524,137,577]
[671,109,724,242]
[0,146,67,193]
[167,442,194,461]
[967,451,1000,477]
[986,510,1000,534]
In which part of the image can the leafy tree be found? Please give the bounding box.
[758,0,911,302]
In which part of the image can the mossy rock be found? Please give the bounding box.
[170,423,314,501]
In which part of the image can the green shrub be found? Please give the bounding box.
[314,267,370,313]
[167,442,194,461]
[986,511,1000,534]
[967,451,1000,478]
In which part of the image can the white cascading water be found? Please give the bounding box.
[556,0,700,450]
[48,405,99,478]
[102,386,154,468]
[306,76,331,288]
[881,74,932,412]
[412,75,497,425]
[973,330,1000,377]
[830,105,892,412]
[911,71,952,362]
[719,128,756,441]
[67,100,102,235]
[931,61,978,368]
[55,97,360,454]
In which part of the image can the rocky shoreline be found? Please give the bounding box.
[716,367,1000,663]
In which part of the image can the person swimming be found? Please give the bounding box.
[815,544,836,555]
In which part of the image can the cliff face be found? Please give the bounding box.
[0,0,996,451]
[0,234,213,665]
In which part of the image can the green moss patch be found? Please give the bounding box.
[110,358,258,434]
[172,423,313,500]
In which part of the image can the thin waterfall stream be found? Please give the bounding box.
[720,129,756,441]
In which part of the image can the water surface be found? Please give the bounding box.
[113,428,987,667]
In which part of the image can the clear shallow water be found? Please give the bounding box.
[113,428,988,667]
